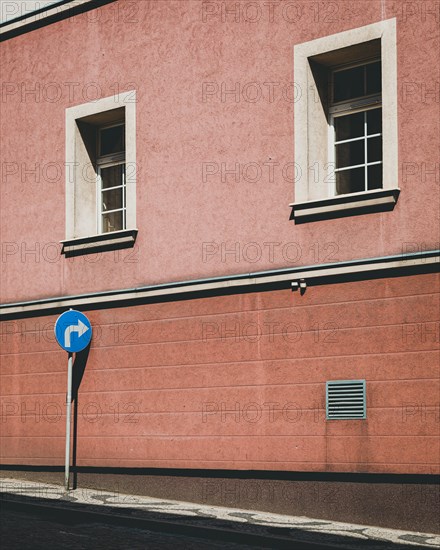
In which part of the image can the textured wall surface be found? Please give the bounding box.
[1,273,439,473]
[1,0,439,303]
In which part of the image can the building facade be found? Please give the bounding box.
[1,0,439,531]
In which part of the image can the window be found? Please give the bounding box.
[326,380,366,420]
[97,123,126,233]
[330,60,382,195]
[291,19,399,223]
[62,91,137,256]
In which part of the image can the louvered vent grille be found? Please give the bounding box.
[326,380,366,420]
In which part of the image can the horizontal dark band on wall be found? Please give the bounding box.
[1,250,439,320]
[1,464,438,485]
[0,0,116,41]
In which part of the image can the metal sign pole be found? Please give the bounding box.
[55,309,91,491]
[65,352,73,491]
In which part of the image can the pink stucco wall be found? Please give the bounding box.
[1,0,439,303]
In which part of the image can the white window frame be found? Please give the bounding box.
[97,161,126,234]
[329,105,383,196]
[64,90,136,240]
[291,19,399,222]
[328,58,383,196]
[96,121,126,234]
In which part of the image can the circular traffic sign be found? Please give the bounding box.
[54,310,92,353]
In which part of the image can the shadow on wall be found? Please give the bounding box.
[71,344,90,490]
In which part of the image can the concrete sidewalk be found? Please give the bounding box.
[0,477,439,549]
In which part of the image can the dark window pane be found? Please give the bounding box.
[367,108,382,135]
[367,136,382,163]
[336,167,365,194]
[335,112,364,141]
[102,210,123,233]
[102,187,123,211]
[367,164,383,189]
[100,125,125,156]
[100,164,124,189]
[366,61,381,95]
[333,65,364,102]
[336,140,364,168]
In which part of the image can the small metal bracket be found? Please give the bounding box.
[291,279,307,295]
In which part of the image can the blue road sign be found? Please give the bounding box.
[54,310,92,353]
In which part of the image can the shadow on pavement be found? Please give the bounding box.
[0,492,426,550]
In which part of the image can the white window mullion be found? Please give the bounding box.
[335,132,381,145]
[100,184,124,192]
[328,114,336,197]
[122,165,126,230]
[97,166,102,234]
[364,111,368,191]
[335,162,368,172]
[100,207,124,215]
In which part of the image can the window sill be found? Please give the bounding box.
[61,229,138,257]
[289,188,400,224]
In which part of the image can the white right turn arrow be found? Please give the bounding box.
[64,320,89,348]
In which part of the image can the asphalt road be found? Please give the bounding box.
[0,509,268,550]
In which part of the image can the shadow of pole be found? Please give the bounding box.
[71,343,90,490]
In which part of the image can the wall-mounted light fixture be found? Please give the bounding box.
[291,279,307,294]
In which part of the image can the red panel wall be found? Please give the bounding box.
[1,273,439,473]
